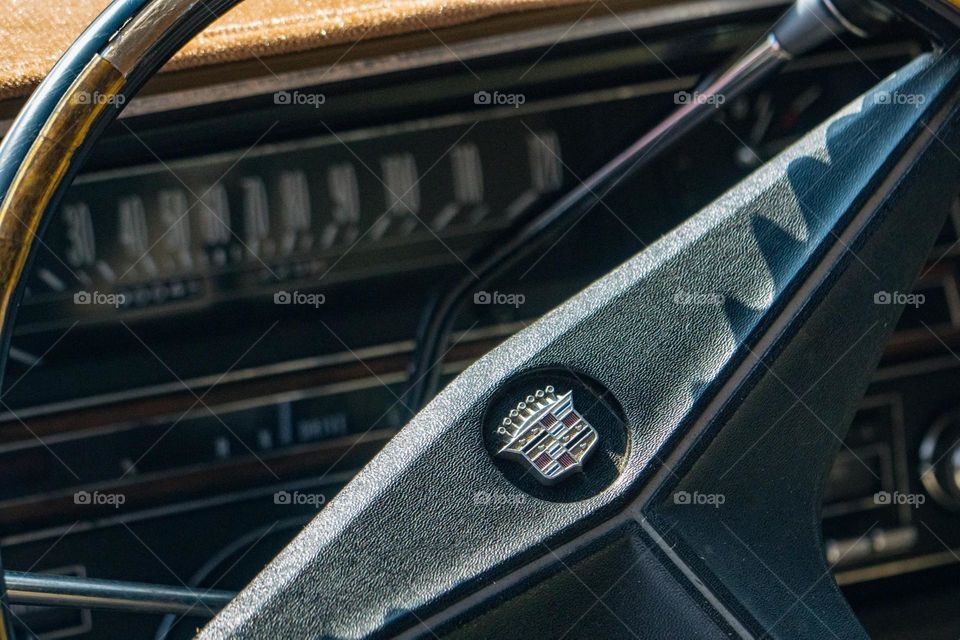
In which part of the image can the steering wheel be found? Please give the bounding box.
[2,0,960,638]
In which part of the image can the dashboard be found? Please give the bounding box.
[1,1,959,638]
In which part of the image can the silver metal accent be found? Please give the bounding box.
[496,386,598,485]
[101,0,201,76]
[4,570,234,616]
[919,409,960,509]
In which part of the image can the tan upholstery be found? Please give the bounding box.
[0,0,603,101]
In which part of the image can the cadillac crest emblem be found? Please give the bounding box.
[496,386,599,485]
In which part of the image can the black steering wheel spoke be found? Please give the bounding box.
[193,51,960,639]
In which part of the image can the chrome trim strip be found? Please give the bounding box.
[0,320,527,423]
[834,548,960,585]
[0,373,406,454]
[0,428,393,515]
[873,352,960,381]
[114,0,787,119]
[0,470,354,546]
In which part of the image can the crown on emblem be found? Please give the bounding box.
[498,385,557,441]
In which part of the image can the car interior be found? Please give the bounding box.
[0,0,960,638]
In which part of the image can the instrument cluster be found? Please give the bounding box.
[23,117,564,331]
